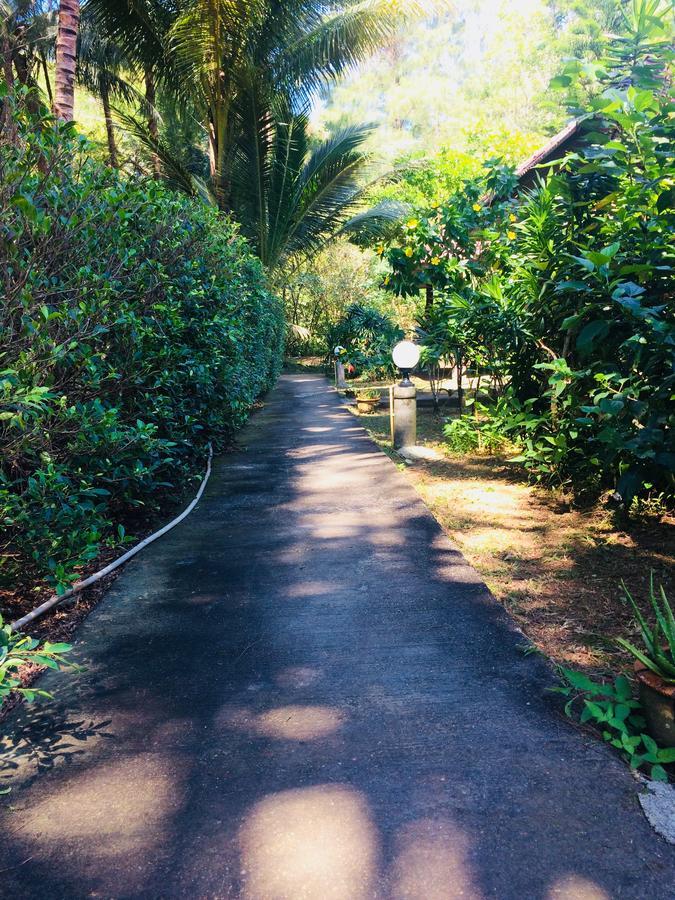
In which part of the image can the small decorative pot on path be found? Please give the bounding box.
[356,396,381,414]
[635,661,675,747]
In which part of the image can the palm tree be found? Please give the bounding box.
[83,0,174,167]
[1,1,56,94]
[169,0,438,209]
[122,96,401,270]
[76,16,137,166]
[54,0,80,120]
[86,0,441,208]
[231,106,397,270]
[83,0,431,266]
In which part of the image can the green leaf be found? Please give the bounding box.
[614,703,631,722]
[614,675,632,701]
[641,733,658,757]
[42,643,73,654]
[11,194,38,222]
[576,320,610,353]
[656,747,675,764]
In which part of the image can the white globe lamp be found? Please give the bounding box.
[392,340,420,386]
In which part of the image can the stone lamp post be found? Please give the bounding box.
[334,346,347,389]
[391,340,420,449]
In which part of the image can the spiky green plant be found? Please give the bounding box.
[616,577,675,683]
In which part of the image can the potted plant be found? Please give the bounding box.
[616,578,675,747]
[355,388,382,413]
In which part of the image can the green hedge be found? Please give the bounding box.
[1,92,284,591]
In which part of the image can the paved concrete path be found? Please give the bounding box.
[1,375,673,899]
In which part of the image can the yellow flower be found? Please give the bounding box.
[430,201,440,209]
[472,203,481,212]
[375,243,384,257]
[509,213,517,223]
[431,256,440,265]
[404,246,414,257]
[507,230,516,240]
[384,275,390,285]
[406,218,419,229]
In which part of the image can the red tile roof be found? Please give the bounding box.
[516,118,582,182]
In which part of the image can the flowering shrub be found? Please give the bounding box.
[374,2,674,503]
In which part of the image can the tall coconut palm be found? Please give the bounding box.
[1,1,56,94]
[82,0,432,267]
[169,0,442,209]
[83,0,182,171]
[54,0,79,119]
[86,0,444,209]
[1,0,57,135]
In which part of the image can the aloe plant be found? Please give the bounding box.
[616,577,675,684]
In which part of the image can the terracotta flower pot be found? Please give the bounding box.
[356,397,381,413]
[634,661,675,748]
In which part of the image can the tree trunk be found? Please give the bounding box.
[54,0,80,121]
[12,37,29,86]
[144,66,160,176]
[456,350,464,415]
[101,83,118,168]
[213,106,230,210]
[1,31,17,142]
[425,283,434,311]
[39,48,53,105]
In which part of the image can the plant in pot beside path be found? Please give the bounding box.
[617,579,675,748]
[355,389,382,414]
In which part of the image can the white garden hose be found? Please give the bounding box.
[11,444,213,632]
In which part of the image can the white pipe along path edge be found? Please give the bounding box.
[11,444,214,632]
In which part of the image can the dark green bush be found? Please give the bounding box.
[377,3,674,504]
[1,89,284,591]
[325,303,402,378]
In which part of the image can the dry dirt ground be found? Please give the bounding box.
[351,403,675,675]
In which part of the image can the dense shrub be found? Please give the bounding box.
[1,90,284,591]
[325,303,402,379]
[376,3,674,504]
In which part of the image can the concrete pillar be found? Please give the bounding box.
[335,359,347,389]
[393,383,416,449]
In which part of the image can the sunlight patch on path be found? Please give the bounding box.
[389,817,484,900]
[238,784,378,900]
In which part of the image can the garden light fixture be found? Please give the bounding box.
[392,340,420,387]
[390,340,420,449]
[334,346,347,389]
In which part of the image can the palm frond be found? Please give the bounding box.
[115,110,217,206]
[278,0,450,100]
[83,0,178,97]
[337,200,409,243]
[228,78,279,258]
[279,123,375,260]
[77,19,142,105]
[265,106,310,266]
